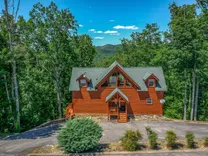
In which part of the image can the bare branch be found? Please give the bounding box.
[15,0,20,20]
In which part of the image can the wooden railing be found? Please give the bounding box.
[109,106,118,115]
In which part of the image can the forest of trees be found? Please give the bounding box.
[0,0,208,133]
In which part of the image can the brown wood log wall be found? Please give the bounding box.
[72,86,164,115]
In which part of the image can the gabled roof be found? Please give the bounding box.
[76,72,90,82]
[106,88,129,102]
[69,61,167,92]
[94,61,140,88]
[143,72,159,81]
[94,61,123,87]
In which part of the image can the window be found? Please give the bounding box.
[146,98,152,104]
[126,80,132,86]
[101,80,108,87]
[80,79,87,87]
[118,73,124,87]
[109,72,117,87]
[148,79,155,87]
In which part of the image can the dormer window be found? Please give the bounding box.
[80,79,87,87]
[148,79,155,87]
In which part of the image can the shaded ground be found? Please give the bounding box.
[0,120,208,155]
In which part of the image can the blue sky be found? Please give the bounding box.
[0,0,195,46]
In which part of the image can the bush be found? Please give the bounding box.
[145,126,158,149]
[185,132,195,148]
[203,137,208,147]
[165,130,177,149]
[120,130,143,151]
[57,118,102,153]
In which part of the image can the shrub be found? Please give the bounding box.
[57,118,102,153]
[165,130,177,149]
[145,126,158,149]
[185,132,195,148]
[203,137,208,147]
[120,130,143,151]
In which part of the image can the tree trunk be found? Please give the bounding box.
[188,78,192,111]
[183,69,187,120]
[4,75,15,126]
[4,0,21,130]
[55,70,62,118]
[190,66,196,120]
[13,61,20,129]
[194,76,199,121]
[4,75,12,112]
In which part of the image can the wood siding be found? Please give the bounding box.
[72,86,164,115]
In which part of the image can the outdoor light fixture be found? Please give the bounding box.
[160,99,165,104]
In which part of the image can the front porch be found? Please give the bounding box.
[106,88,129,123]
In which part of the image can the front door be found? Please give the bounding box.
[119,102,126,113]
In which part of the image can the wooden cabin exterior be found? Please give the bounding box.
[67,61,167,123]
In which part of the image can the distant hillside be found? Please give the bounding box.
[95,44,120,60]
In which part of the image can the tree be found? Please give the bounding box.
[119,23,162,67]
[3,0,21,130]
[20,2,78,118]
[169,3,202,120]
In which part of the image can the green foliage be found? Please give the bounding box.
[145,127,158,149]
[57,118,102,153]
[95,44,120,61]
[165,130,177,149]
[0,1,96,133]
[203,137,208,147]
[1,0,208,134]
[120,130,143,151]
[185,132,195,148]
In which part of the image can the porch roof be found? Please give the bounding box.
[106,88,129,102]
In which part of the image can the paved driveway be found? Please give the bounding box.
[100,120,208,142]
[0,120,208,155]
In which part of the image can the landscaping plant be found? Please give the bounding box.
[145,126,158,149]
[57,118,102,153]
[185,132,195,148]
[165,130,177,149]
[120,130,143,151]
[203,137,208,147]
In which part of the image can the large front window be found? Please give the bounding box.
[118,73,124,87]
[101,72,133,88]
[109,72,117,87]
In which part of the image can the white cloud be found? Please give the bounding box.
[104,30,118,34]
[113,25,139,30]
[104,30,120,36]
[109,20,114,22]
[94,37,104,40]
[95,31,103,34]
[110,33,120,36]
[89,29,96,32]
[79,24,83,27]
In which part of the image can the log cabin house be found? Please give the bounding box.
[66,61,167,123]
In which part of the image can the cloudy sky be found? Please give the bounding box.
[0,0,195,46]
